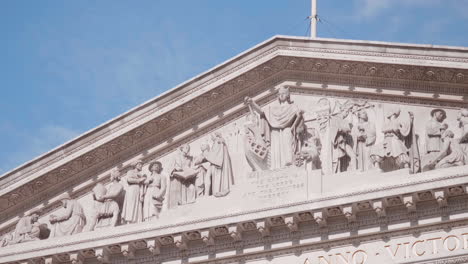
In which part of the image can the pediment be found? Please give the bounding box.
[1,36,468,262]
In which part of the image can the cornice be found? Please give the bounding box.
[1,166,468,263]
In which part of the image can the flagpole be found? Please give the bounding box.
[310,0,317,38]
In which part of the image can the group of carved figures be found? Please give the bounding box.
[168,132,234,209]
[1,132,236,247]
[2,87,468,247]
[244,86,468,174]
[0,161,165,247]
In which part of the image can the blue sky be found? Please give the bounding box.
[1,0,467,175]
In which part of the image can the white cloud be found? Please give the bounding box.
[354,0,443,19]
[358,0,392,18]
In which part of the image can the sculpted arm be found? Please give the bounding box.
[156,177,167,199]
[15,218,30,235]
[426,122,442,136]
[367,124,376,145]
[244,97,264,115]
[161,177,167,196]
[143,175,153,185]
[55,203,73,222]
[431,140,450,164]
[193,155,206,166]
[126,171,144,184]
[103,184,124,200]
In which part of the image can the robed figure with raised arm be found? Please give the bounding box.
[245,86,304,169]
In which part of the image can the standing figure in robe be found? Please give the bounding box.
[352,110,376,171]
[331,104,356,173]
[244,86,304,169]
[121,160,146,224]
[458,108,468,161]
[168,144,198,209]
[142,161,167,221]
[86,168,124,231]
[423,109,447,171]
[458,108,468,143]
[370,107,419,172]
[203,132,234,197]
[193,143,211,196]
[49,193,86,237]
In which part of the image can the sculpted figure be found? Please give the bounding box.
[308,99,373,174]
[49,193,86,237]
[1,210,44,247]
[85,169,124,231]
[168,144,198,209]
[425,109,447,153]
[142,161,167,221]
[243,112,270,171]
[245,86,304,169]
[370,107,420,173]
[296,127,321,170]
[428,130,466,169]
[121,160,146,224]
[352,110,376,171]
[458,109,468,161]
[423,109,448,171]
[203,132,234,197]
[331,103,356,173]
[458,108,468,143]
[193,143,212,196]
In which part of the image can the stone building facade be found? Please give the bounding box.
[1,36,468,264]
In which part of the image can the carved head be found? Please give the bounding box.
[110,168,121,182]
[458,109,468,121]
[441,123,448,133]
[200,143,210,152]
[30,213,40,223]
[57,193,72,207]
[316,98,331,116]
[358,111,368,122]
[132,159,144,171]
[28,209,41,222]
[179,144,190,155]
[149,161,162,173]
[211,131,222,141]
[431,109,447,122]
[278,86,291,103]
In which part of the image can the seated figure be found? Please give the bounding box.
[1,209,46,247]
[49,193,86,237]
[85,168,124,231]
[429,130,466,169]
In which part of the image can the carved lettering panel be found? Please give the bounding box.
[243,167,308,202]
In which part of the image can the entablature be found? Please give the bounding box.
[2,166,468,263]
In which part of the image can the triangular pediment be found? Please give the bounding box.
[1,36,468,263]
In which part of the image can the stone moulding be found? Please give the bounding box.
[1,165,468,263]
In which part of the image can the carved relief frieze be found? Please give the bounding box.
[2,38,468,264]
